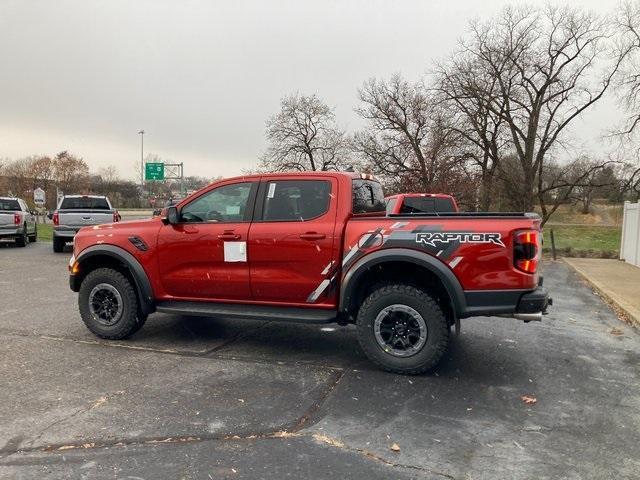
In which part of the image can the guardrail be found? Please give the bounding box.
[621,201,640,267]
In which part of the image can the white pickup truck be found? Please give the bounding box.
[52,195,120,252]
[0,197,37,247]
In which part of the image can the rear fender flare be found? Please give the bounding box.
[338,248,466,317]
[76,244,155,315]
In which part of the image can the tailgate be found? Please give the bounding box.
[0,212,15,226]
[58,210,114,227]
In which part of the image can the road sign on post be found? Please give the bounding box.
[33,187,46,206]
[145,162,165,181]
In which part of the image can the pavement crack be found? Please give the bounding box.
[291,368,346,432]
[310,433,456,479]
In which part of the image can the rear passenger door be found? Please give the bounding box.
[248,177,339,306]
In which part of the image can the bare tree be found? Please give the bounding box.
[457,5,624,213]
[53,151,90,193]
[260,93,349,172]
[615,1,640,136]
[434,54,509,210]
[537,156,616,222]
[354,75,474,202]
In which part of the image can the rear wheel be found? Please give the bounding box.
[53,236,65,253]
[356,284,450,375]
[78,268,147,339]
[15,225,28,247]
[28,224,37,243]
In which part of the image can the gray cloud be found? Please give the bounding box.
[0,0,619,179]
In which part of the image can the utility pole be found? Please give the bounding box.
[138,130,145,189]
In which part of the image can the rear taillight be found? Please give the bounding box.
[514,230,539,273]
[113,211,120,222]
[53,211,59,226]
[13,213,20,225]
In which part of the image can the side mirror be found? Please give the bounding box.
[162,206,179,225]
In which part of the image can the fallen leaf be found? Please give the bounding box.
[521,394,537,405]
[57,445,75,451]
[610,328,624,336]
[390,443,400,452]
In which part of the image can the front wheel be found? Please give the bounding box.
[356,284,450,375]
[78,268,147,339]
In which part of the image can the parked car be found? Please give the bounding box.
[386,193,459,215]
[51,195,119,253]
[0,197,37,247]
[68,172,549,374]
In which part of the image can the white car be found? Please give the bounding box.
[0,197,37,247]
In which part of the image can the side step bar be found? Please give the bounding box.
[155,301,336,324]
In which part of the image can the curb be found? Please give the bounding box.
[562,258,640,329]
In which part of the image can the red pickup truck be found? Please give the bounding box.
[69,172,549,374]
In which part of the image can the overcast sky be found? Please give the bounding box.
[0,0,622,181]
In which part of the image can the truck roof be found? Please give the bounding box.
[61,194,108,199]
[386,193,454,199]
[206,171,373,186]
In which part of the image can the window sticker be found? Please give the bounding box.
[267,182,276,199]
[224,241,247,262]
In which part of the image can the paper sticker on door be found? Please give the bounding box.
[224,241,247,262]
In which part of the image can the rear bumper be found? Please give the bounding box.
[0,226,23,238]
[53,227,80,239]
[462,280,551,320]
[517,286,551,314]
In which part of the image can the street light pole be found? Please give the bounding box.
[138,130,145,189]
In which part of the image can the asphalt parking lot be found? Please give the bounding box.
[1,241,639,479]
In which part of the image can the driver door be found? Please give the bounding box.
[157,181,257,300]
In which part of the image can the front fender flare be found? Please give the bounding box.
[338,248,467,317]
[74,244,155,315]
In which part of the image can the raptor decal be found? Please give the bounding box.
[415,232,505,248]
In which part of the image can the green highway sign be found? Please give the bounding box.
[145,162,164,181]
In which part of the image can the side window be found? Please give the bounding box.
[180,182,253,223]
[352,179,386,213]
[385,198,397,214]
[262,180,331,222]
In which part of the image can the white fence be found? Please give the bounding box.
[621,201,640,267]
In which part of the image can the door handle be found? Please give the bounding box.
[218,233,241,240]
[299,232,326,241]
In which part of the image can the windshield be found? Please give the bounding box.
[0,199,20,211]
[60,197,110,210]
[400,196,457,214]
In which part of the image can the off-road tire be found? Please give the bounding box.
[53,236,65,253]
[28,224,37,243]
[15,225,28,247]
[356,283,450,375]
[79,268,147,339]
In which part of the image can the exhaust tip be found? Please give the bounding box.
[513,312,542,322]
